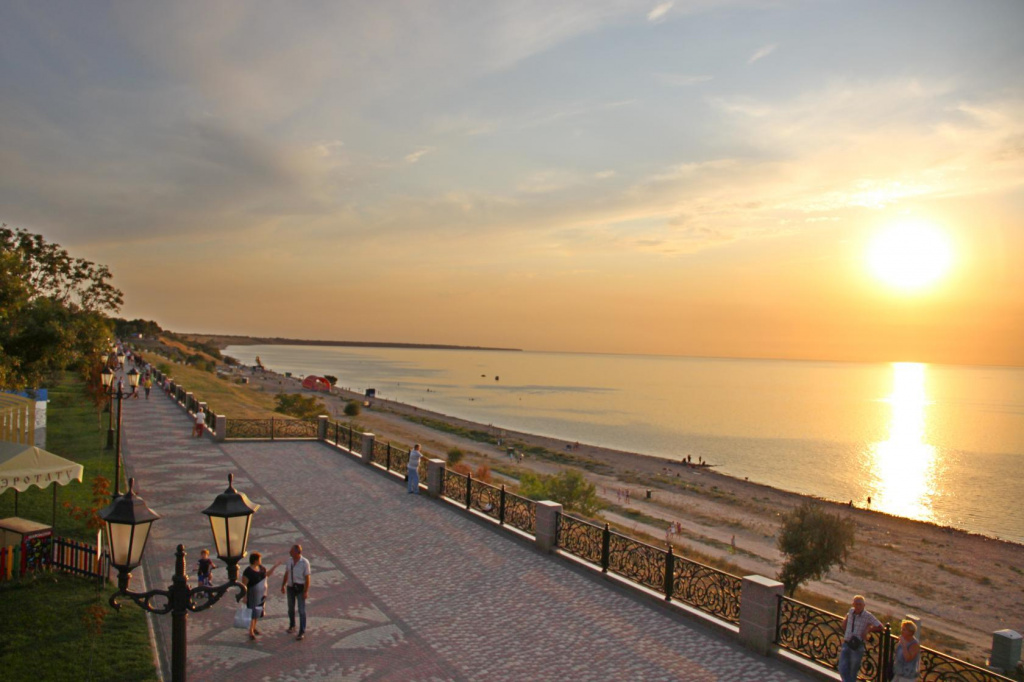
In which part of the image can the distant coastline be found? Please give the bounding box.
[182,333,522,353]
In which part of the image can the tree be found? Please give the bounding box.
[343,400,361,417]
[1,225,122,389]
[777,501,856,596]
[274,393,327,419]
[519,469,600,516]
[446,447,465,466]
[323,375,338,386]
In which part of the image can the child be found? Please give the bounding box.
[197,549,215,587]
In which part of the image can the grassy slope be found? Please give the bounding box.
[0,375,157,681]
[151,353,278,418]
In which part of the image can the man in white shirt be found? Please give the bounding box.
[281,544,311,640]
[838,595,884,682]
[407,444,423,494]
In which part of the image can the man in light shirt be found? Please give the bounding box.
[281,544,311,640]
[838,595,885,682]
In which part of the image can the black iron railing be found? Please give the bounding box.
[371,439,390,467]
[776,597,884,681]
[556,513,742,624]
[439,472,537,534]
[225,418,318,439]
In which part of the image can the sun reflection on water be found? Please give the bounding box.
[869,363,937,522]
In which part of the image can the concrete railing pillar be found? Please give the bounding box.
[535,501,562,553]
[739,575,785,656]
[214,415,226,442]
[185,392,194,410]
[426,458,446,498]
[360,433,375,463]
[317,415,328,441]
[989,630,1022,674]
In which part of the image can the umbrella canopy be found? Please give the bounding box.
[0,441,84,494]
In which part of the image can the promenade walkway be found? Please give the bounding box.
[121,390,817,681]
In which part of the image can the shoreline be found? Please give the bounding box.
[225,361,1023,662]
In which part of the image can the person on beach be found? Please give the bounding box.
[891,619,921,682]
[196,548,215,587]
[242,552,280,641]
[281,544,311,640]
[838,595,884,682]
[193,407,206,437]
[407,444,423,494]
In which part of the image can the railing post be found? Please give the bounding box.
[348,425,353,451]
[185,392,194,411]
[465,472,473,509]
[534,501,562,553]
[664,546,674,601]
[738,575,785,656]
[426,459,445,498]
[333,422,339,445]
[601,523,611,573]
[877,623,892,682]
[499,485,507,525]
[270,417,275,441]
[317,415,328,441]
[385,443,392,471]
[360,433,375,464]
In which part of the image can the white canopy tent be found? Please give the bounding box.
[0,441,84,526]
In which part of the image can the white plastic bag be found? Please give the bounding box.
[233,604,252,629]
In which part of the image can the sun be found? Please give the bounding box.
[867,221,953,291]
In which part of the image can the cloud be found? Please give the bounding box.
[655,73,713,87]
[748,43,778,64]
[404,147,435,164]
[647,2,674,22]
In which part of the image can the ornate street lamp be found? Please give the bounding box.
[201,474,259,583]
[100,476,256,682]
[101,367,116,449]
[116,350,126,367]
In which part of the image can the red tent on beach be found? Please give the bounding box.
[301,376,332,392]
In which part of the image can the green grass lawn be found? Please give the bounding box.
[0,374,157,681]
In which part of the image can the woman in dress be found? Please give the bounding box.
[241,552,280,641]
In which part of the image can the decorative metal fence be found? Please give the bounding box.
[225,418,318,440]
[775,598,1015,682]
[387,443,410,474]
[670,553,742,623]
[371,439,390,467]
[438,471,537,534]
[330,422,359,451]
[556,513,742,624]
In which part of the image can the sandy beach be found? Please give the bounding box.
[232,363,1022,665]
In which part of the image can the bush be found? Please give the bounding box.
[274,393,327,419]
[447,448,465,466]
[519,470,599,515]
[777,502,856,595]
[343,400,361,417]
[323,375,338,386]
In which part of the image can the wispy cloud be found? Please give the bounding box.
[655,73,713,87]
[647,2,674,22]
[404,147,435,164]
[748,43,778,64]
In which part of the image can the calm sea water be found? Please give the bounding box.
[225,345,1024,543]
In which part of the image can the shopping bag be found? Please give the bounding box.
[233,604,252,629]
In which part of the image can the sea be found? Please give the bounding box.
[224,345,1024,544]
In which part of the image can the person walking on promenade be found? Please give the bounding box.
[281,544,311,640]
[407,443,423,494]
[838,595,884,682]
[241,552,280,641]
[193,407,206,437]
[891,620,921,682]
[143,377,152,399]
[196,548,216,587]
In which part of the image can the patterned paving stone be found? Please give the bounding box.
[119,389,816,681]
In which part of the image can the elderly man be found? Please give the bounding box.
[838,595,885,682]
[281,544,311,640]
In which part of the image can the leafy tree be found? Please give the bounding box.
[323,375,338,386]
[274,393,327,419]
[343,400,361,417]
[777,501,856,596]
[1,225,121,389]
[519,469,600,515]
[446,447,465,466]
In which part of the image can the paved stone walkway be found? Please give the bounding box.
[121,389,817,681]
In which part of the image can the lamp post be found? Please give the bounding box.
[101,367,141,496]
[100,476,258,682]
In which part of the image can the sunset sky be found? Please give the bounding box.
[2,1,1022,365]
